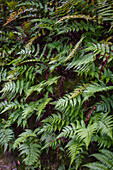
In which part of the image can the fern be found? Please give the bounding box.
[0,0,113,168]
[65,138,84,165]
[57,123,76,139]
[82,82,113,101]
[42,113,66,132]
[19,141,41,166]
[93,135,113,148]
[0,127,14,152]
[84,149,113,170]
[13,129,41,166]
[13,129,36,149]
[94,112,113,139]
[76,122,97,150]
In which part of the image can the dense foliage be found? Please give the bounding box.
[0,0,113,169]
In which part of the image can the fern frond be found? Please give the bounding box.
[55,15,95,24]
[82,82,113,101]
[25,76,60,98]
[83,162,108,170]
[0,100,8,111]
[84,149,113,170]
[76,123,97,149]
[0,67,7,82]
[97,2,113,22]
[40,132,59,150]
[93,135,113,148]
[70,83,89,99]
[1,100,20,114]
[64,36,85,62]
[65,138,84,165]
[97,113,113,138]
[57,123,76,139]
[0,128,14,151]
[0,79,25,99]
[22,103,35,119]
[100,149,113,160]
[3,6,26,26]
[91,153,113,169]
[36,97,52,119]
[42,113,65,132]
[19,141,41,166]
[13,129,36,149]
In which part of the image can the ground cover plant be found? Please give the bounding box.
[0,0,113,169]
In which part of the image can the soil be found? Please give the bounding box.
[0,152,17,170]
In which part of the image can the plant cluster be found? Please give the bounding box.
[0,0,113,169]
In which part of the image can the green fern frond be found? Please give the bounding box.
[0,128,14,151]
[57,123,76,139]
[66,42,113,73]
[97,113,113,138]
[1,100,20,114]
[0,67,7,82]
[13,129,36,149]
[76,123,97,149]
[0,100,8,111]
[25,76,60,99]
[40,132,59,150]
[84,162,109,170]
[97,2,113,22]
[93,135,113,148]
[84,149,113,170]
[53,93,79,109]
[19,141,41,166]
[82,82,113,101]
[36,97,52,119]
[0,79,25,99]
[100,149,113,160]
[65,138,84,165]
[42,113,65,132]
[22,103,35,119]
